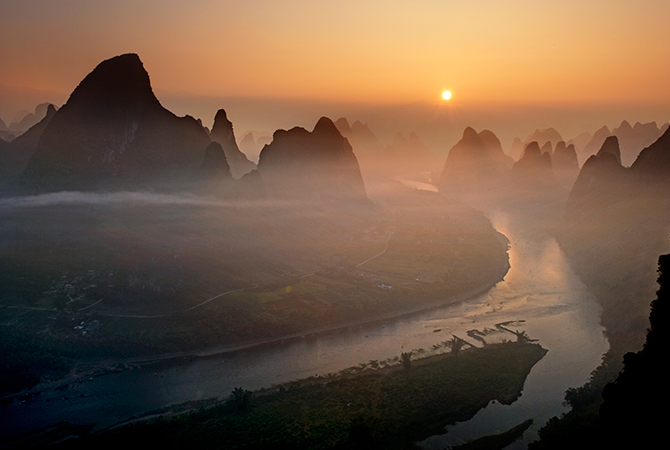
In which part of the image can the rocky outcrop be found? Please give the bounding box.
[209,109,256,179]
[21,53,211,192]
[257,117,367,202]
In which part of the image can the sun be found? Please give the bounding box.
[442,90,452,100]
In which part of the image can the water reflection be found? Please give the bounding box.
[420,212,608,449]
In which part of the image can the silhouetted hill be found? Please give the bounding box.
[566,131,592,158]
[257,117,368,202]
[580,125,610,165]
[525,129,670,450]
[238,131,271,163]
[0,104,57,192]
[334,118,383,159]
[552,141,579,187]
[565,136,628,219]
[574,121,667,168]
[598,254,670,448]
[507,137,524,161]
[529,127,563,147]
[209,109,256,179]
[630,126,670,185]
[510,141,554,189]
[508,128,563,162]
[595,135,621,164]
[335,118,441,182]
[438,127,512,195]
[200,141,232,180]
[238,132,257,161]
[531,253,670,450]
[334,117,353,141]
[0,117,8,141]
[8,103,51,137]
[21,53,211,192]
[613,120,666,167]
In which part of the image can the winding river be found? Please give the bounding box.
[1,210,609,448]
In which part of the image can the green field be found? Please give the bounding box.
[0,189,509,394]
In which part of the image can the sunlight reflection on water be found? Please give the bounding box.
[419,211,609,449]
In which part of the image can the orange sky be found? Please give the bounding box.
[2,0,670,149]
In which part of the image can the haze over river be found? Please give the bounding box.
[1,209,609,448]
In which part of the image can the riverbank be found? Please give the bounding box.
[57,342,546,450]
[4,255,509,406]
[1,189,510,397]
[1,211,609,449]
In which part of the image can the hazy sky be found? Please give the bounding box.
[2,0,670,151]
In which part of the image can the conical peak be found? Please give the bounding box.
[214,109,229,124]
[45,104,57,117]
[597,135,621,164]
[408,132,423,146]
[478,129,502,150]
[211,109,233,135]
[462,126,479,140]
[70,53,154,103]
[595,125,611,135]
[313,116,340,136]
[524,141,541,155]
[518,141,542,162]
[334,117,352,136]
[351,120,368,130]
[334,117,350,129]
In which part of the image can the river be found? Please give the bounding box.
[0,210,608,448]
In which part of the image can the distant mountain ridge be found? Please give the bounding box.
[3,54,368,202]
[508,127,563,161]
[566,127,670,219]
[0,104,58,191]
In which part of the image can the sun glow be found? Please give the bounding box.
[442,91,452,100]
